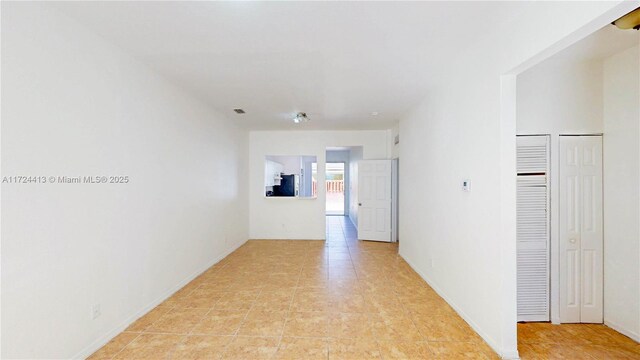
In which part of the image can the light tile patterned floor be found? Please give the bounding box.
[518,322,640,359]
[89,216,637,359]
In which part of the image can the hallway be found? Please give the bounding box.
[89,217,497,359]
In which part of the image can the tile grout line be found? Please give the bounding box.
[272,258,303,359]
[106,298,182,360]
[326,220,341,360]
[342,220,388,360]
[224,277,266,359]
[166,264,227,360]
[103,331,143,360]
[178,263,234,359]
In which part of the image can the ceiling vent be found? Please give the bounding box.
[233,108,245,114]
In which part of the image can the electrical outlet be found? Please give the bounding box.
[91,304,101,320]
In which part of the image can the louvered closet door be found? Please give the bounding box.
[516,135,550,322]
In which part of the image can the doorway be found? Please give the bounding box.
[325,162,346,216]
[513,17,639,359]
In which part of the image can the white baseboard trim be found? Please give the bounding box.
[604,319,640,342]
[500,349,521,360]
[249,238,325,241]
[399,252,520,360]
[349,215,357,228]
[72,239,247,360]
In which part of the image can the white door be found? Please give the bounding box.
[559,135,603,323]
[357,160,392,242]
[516,135,550,322]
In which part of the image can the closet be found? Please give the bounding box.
[516,135,550,322]
[559,135,603,323]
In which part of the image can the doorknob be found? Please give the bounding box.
[358,203,362,206]
[569,238,577,244]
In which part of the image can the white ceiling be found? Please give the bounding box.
[47,1,529,130]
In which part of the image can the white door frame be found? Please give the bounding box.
[325,161,347,216]
[391,158,399,243]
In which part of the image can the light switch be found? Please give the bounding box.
[462,179,471,192]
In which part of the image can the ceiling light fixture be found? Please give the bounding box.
[613,7,640,30]
[293,112,309,124]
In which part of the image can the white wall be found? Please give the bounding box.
[348,147,363,227]
[390,123,400,159]
[266,155,301,175]
[398,2,628,358]
[603,45,640,341]
[300,156,316,198]
[1,4,249,359]
[249,131,388,240]
[517,58,604,323]
[517,60,604,134]
[326,150,350,215]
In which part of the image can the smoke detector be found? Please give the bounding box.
[293,112,310,124]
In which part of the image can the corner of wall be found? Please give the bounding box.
[398,250,518,359]
[72,239,247,360]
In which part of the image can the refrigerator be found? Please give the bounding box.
[273,174,298,197]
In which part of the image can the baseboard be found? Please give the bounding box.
[399,252,520,360]
[72,239,247,360]
[349,215,357,228]
[248,238,325,241]
[500,349,520,360]
[604,319,640,342]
